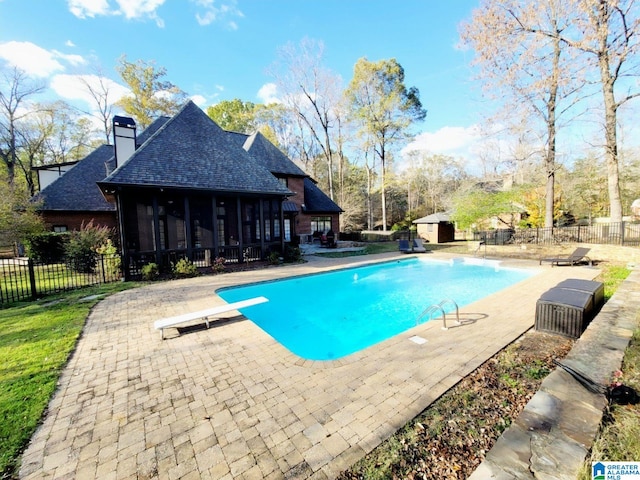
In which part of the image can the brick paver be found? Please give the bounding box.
[19,252,599,479]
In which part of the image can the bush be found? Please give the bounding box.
[96,239,122,279]
[212,257,226,273]
[141,263,159,281]
[283,246,301,263]
[172,258,199,278]
[267,251,281,265]
[65,221,112,274]
[24,232,68,263]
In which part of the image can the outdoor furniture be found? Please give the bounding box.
[539,247,592,267]
[535,287,594,339]
[154,296,268,339]
[555,278,605,309]
[399,239,412,253]
[412,238,427,253]
[321,229,336,248]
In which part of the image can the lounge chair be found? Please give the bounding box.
[412,238,427,253]
[398,239,412,253]
[539,247,592,267]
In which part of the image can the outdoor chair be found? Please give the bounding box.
[399,239,412,253]
[539,247,592,267]
[412,238,428,253]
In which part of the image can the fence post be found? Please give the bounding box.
[621,221,625,245]
[101,255,107,284]
[28,258,37,300]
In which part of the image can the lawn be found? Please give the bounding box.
[0,282,138,479]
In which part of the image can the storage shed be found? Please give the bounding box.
[413,212,455,244]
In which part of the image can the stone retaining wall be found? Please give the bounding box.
[468,267,640,479]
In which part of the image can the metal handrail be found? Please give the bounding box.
[416,298,460,330]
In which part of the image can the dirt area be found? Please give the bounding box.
[337,330,575,480]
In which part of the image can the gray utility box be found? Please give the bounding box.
[535,287,595,339]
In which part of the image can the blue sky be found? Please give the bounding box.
[0,0,540,170]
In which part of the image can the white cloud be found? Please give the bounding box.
[0,41,65,77]
[68,0,111,18]
[193,0,243,28]
[50,73,130,107]
[405,125,483,157]
[65,40,76,47]
[189,94,207,106]
[68,0,166,26]
[257,83,280,104]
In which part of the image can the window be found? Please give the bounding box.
[311,216,332,233]
[284,218,291,242]
[277,177,288,187]
[53,225,68,233]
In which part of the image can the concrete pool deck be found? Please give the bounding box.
[20,252,602,479]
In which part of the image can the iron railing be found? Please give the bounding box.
[473,222,640,247]
[0,254,122,306]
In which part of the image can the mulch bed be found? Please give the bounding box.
[337,330,574,480]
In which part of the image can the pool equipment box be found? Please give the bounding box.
[535,279,604,339]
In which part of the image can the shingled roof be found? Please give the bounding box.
[241,132,307,177]
[303,178,342,213]
[36,145,115,212]
[100,101,291,196]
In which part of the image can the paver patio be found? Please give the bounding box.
[19,252,600,479]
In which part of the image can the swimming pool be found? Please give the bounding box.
[217,257,536,361]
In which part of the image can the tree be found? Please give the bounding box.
[451,184,527,230]
[206,99,258,133]
[460,0,581,228]
[0,181,43,248]
[269,38,344,201]
[115,56,187,129]
[77,71,120,143]
[0,67,44,186]
[565,0,640,223]
[345,58,426,231]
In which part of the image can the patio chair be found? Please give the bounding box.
[539,247,592,267]
[398,239,412,253]
[412,238,428,253]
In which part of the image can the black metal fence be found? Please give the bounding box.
[0,254,121,306]
[473,222,640,247]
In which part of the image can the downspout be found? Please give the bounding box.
[184,196,192,261]
[212,196,219,259]
[259,200,265,259]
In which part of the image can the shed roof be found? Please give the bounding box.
[413,212,451,224]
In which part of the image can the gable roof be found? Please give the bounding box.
[100,101,291,196]
[241,132,307,177]
[303,178,342,213]
[35,144,115,212]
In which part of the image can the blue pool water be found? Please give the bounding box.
[217,257,535,361]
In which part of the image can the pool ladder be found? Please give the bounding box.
[416,299,460,330]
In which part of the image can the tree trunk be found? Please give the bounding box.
[600,61,623,223]
[380,151,387,231]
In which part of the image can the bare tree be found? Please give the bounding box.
[77,70,118,143]
[0,67,44,185]
[565,0,640,222]
[461,0,582,227]
[269,38,344,200]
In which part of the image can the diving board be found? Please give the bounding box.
[154,296,268,339]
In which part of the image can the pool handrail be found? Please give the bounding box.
[416,298,460,330]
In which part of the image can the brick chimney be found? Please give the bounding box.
[112,116,136,168]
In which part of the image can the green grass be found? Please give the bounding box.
[0,282,138,479]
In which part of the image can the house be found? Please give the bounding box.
[36,100,341,278]
[413,212,455,244]
[35,116,170,232]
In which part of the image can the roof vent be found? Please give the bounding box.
[112,115,136,168]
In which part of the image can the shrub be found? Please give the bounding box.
[283,246,301,263]
[24,232,68,263]
[267,251,281,265]
[141,263,159,281]
[96,239,122,279]
[65,221,112,274]
[212,257,226,273]
[172,258,199,278]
